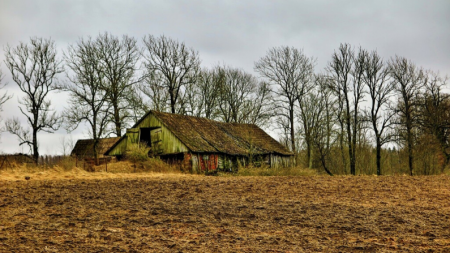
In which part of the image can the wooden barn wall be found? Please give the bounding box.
[138,114,189,154]
[107,114,189,156]
[178,152,293,173]
[107,138,127,156]
[270,154,294,168]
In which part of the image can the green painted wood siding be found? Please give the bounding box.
[107,113,189,156]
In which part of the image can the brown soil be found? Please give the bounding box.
[0,174,449,252]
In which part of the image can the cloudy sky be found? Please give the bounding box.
[0,0,449,155]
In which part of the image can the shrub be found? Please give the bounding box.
[60,156,77,171]
[125,143,150,163]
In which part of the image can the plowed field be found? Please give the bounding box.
[1,175,449,252]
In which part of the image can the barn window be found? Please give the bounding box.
[140,128,152,147]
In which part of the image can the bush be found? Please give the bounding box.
[60,156,77,171]
[125,143,150,163]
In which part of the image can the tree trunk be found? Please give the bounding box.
[289,107,296,154]
[406,105,414,176]
[114,105,121,137]
[321,157,334,176]
[93,140,99,167]
[376,138,381,176]
[407,130,414,176]
[33,129,39,165]
[346,120,355,175]
[308,143,313,169]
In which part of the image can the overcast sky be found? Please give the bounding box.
[0,0,449,155]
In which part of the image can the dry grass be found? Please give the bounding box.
[234,165,318,177]
[0,160,182,181]
[0,173,449,252]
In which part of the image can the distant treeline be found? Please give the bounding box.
[0,33,448,175]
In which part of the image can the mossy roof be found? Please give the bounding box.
[151,111,293,156]
[71,137,121,157]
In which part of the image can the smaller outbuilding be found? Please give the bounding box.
[71,137,121,159]
[105,111,294,172]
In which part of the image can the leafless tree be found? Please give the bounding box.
[298,87,322,169]
[142,35,200,114]
[327,44,366,175]
[3,37,62,163]
[389,56,426,176]
[128,86,150,122]
[196,67,223,119]
[363,50,395,175]
[0,69,12,141]
[96,33,141,137]
[217,67,256,123]
[60,135,75,156]
[245,81,273,127]
[255,46,315,153]
[62,37,111,165]
[310,74,336,176]
[298,74,335,170]
[216,66,273,126]
[180,67,222,119]
[139,71,170,113]
[0,69,11,111]
[416,72,450,170]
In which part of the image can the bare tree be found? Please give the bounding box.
[298,88,323,169]
[139,71,170,113]
[62,37,111,165]
[128,86,150,122]
[416,72,450,171]
[363,50,395,175]
[389,56,426,176]
[327,44,366,175]
[244,81,273,127]
[60,135,75,156]
[310,75,336,176]
[0,69,12,111]
[217,67,272,125]
[3,37,62,163]
[0,69,12,141]
[142,35,200,114]
[180,67,222,119]
[97,33,141,137]
[255,46,315,153]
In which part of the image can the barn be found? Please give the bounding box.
[71,137,121,158]
[104,111,293,172]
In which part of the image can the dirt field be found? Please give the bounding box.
[0,174,449,252]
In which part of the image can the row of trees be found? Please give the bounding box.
[0,34,448,175]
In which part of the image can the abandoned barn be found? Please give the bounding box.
[104,111,294,172]
[71,137,121,158]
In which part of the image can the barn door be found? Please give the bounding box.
[151,128,163,154]
[126,128,139,150]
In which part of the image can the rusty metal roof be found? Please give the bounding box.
[152,111,293,156]
[71,137,121,157]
